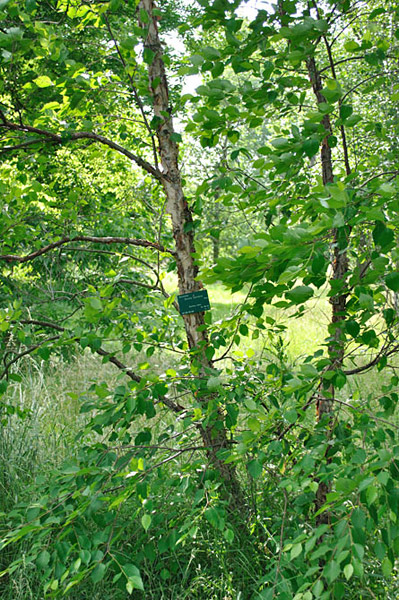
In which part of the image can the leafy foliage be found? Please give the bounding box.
[1,0,399,598]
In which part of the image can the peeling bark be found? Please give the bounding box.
[138,0,242,502]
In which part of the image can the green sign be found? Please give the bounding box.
[177,289,210,315]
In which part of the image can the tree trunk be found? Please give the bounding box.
[138,0,243,502]
[307,56,349,522]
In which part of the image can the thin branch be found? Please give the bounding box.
[114,277,157,290]
[20,319,65,331]
[272,489,288,598]
[66,246,160,277]
[320,32,351,175]
[1,335,60,379]
[7,319,185,413]
[0,235,175,264]
[335,398,399,430]
[102,12,159,170]
[319,55,365,73]
[343,344,399,376]
[360,170,399,188]
[0,139,48,152]
[0,116,163,182]
[67,246,179,309]
[95,346,141,382]
[329,6,365,41]
[214,284,254,362]
[341,71,393,103]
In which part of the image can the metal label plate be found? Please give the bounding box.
[177,289,210,315]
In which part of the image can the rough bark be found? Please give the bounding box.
[307,56,350,522]
[307,56,349,412]
[138,0,242,501]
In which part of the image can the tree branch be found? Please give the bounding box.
[341,71,393,103]
[7,319,185,413]
[334,398,399,430]
[1,335,60,379]
[0,116,164,182]
[360,170,399,188]
[343,344,399,376]
[318,55,365,73]
[0,235,175,264]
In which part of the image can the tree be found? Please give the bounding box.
[193,0,399,593]
[1,0,399,598]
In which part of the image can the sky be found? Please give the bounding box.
[237,0,272,19]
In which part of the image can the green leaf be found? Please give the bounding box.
[247,459,262,479]
[223,528,234,543]
[323,560,340,583]
[34,76,54,88]
[204,507,224,530]
[303,137,319,157]
[312,254,325,274]
[207,376,222,391]
[345,114,362,127]
[126,575,144,592]
[381,557,392,577]
[91,563,106,583]
[301,364,318,378]
[36,550,51,569]
[170,132,182,143]
[339,104,353,120]
[290,542,302,559]
[359,293,373,310]
[248,417,261,433]
[345,40,360,51]
[88,297,103,311]
[366,485,378,505]
[139,8,149,23]
[141,513,151,531]
[124,564,144,591]
[346,320,360,338]
[79,549,91,565]
[372,221,394,249]
[385,272,399,292]
[143,47,155,65]
[190,54,204,65]
[286,285,313,304]
[285,409,298,423]
[374,541,386,560]
[313,579,324,596]
[344,564,353,580]
[201,46,221,60]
